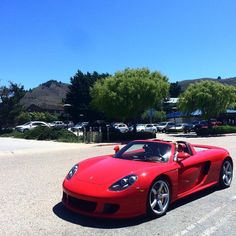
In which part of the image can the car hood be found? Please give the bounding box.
[16,125,27,128]
[76,156,164,185]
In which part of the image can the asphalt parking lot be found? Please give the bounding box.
[0,134,235,236]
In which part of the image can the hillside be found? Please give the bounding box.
[178,77,236,91]
[20,76,236,112]
[20,80,69,112]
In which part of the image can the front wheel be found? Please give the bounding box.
[219,159,233,188]
[147,178,170,217]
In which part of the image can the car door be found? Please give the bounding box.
[145,124,153,132]
[177,154,208,195]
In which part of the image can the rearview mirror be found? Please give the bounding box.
[114,145,120,153]
[177,152,190,161]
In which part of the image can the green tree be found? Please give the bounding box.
[169,82,182,97]
[178,81,236,119]
[141,110,166,123]
[0,82,26,128]
[16,112,58,124]
[65,70,109,122]
[90,68,170,121]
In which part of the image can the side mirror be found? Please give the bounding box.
[114,145,120,154]
[177,152,190,161]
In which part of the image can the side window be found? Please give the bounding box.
[177,142,192,155]
[34,122,41,126]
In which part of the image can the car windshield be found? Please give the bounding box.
[23,122,31,125]
[114,141,172,162]
[75,123,83,126]
[175,124,182,127]
[159,122,167,125]
[137,124,144,127]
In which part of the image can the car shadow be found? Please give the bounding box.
[169,185,219,211]
[52,202,149,228]
[165,133,200,138]
[166,133,232,139]
[53,186,220,228]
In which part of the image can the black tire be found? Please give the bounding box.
[219,158,233,188]
[147,178,170,218]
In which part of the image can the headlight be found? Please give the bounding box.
[66,164,78,180]
[109,174,138,191]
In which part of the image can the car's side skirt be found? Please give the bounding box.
[176,181,218,200]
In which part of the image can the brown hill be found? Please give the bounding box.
[178,77,236,91]
[20,80,69,113]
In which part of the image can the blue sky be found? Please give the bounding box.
[0,0,236,89]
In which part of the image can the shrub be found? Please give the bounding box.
[0,130,24,138]
[19,126,78,142]
[54,129,80,143]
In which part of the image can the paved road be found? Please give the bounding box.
[0,135,235,236]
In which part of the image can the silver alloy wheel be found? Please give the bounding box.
[149,180,170,216]
[222,160,233,186]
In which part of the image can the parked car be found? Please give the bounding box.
[191,121,201,130]
[62,140,233,218]
[85,120,108,132]
[113,123,129,133]
[193,120,209,131]
[15,121,50,132]
[49,121,66,128]
[64,121,74,129]
[156,122,175,132]
[71,122,88,132]
[167,123,193,133]
[182,123,194,133]
[167,123,184,132]
[136,124,157,133]
[209,119,222,126]
[128,125,134,132]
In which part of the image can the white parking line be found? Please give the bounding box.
[174,205,225,236]
[231,195,236,201]
[200,214,231,236]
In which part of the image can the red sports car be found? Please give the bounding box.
[62,139,233,218]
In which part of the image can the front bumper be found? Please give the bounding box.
[62,180,147,218]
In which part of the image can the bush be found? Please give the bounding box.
[196,125,236,136]
[17,126,78,142]
[0,130,24,138]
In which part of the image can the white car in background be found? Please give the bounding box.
[113,123,129,133]
[15,121,50,132]
[156,122,175,132]
[167,123,184,132]
[49,121,66,128]
[136,124,157,133]
[71,122,89,132]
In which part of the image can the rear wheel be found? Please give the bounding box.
[147,178,170,217]
[219,158,233,188]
